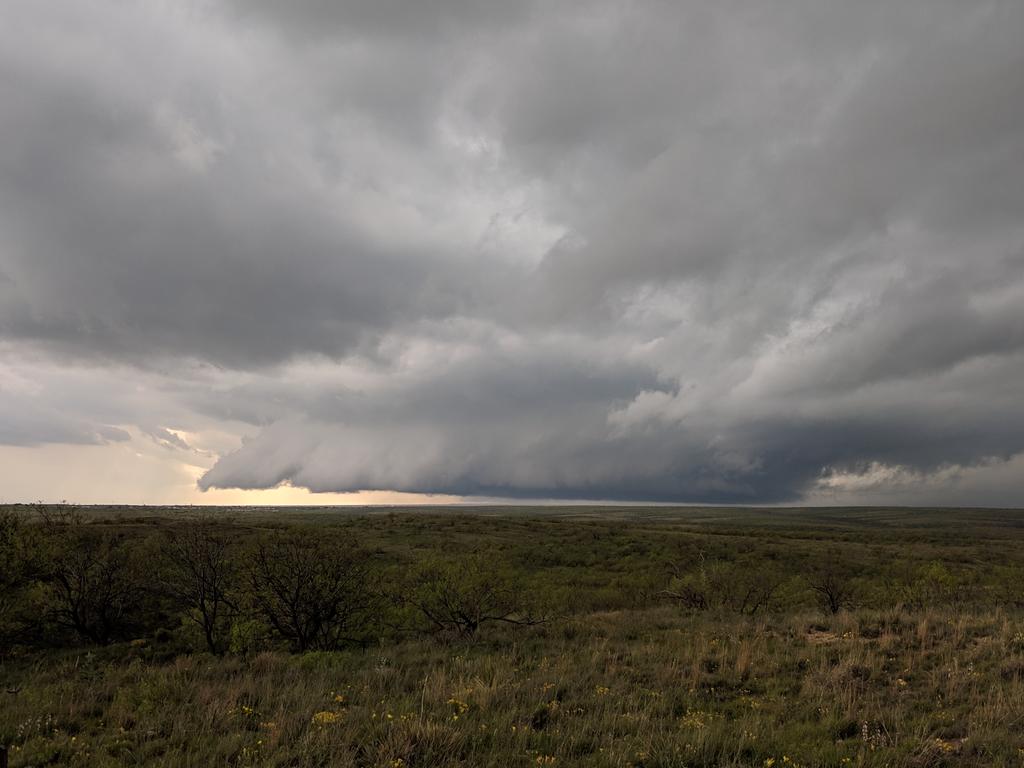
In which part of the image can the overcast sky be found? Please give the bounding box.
[1,0,1023,506]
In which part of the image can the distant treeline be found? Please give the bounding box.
[1,505,1022,657]
[0,506,549,656]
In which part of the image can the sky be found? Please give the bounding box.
[1,0,1023,507]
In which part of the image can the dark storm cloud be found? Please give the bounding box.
[2,0,1024,504]
[228,0,531,40]
[0,401,129,449]
[0,16,485,365]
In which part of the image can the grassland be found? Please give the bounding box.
[2,505,1024,767]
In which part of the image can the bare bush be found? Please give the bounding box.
[162,521,240,654]
[42,529,148,645]
[248,533,376,651]
[807,564,856,614]
[396,554,545,638]
[0,509,44,649]
[661,552,781,615]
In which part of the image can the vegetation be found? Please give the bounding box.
[1,504,1024,766]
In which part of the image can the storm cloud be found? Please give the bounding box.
[2,0,1023,504]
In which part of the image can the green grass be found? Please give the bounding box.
[2,506,1024,767]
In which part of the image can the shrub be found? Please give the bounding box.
[247,532,378,651]
[40,527,152,645]
[396,552,546,637]
[161,521,241,655]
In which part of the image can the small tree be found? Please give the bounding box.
[42,528,148,645]
[0,509,30,593]
[806,565,856,615]
[661,553,782,615]
[247,533,376,652]
[0,509,45,650]
[162,521,239,654]
[660,551,711,611]
[710,560,782,615]
[397,554,545,638]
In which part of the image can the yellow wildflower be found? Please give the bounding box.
[311,710,343,726]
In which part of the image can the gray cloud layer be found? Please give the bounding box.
[2,0,1023,504]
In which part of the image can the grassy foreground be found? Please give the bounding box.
[2,506,1024,767]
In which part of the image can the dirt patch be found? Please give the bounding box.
[806,629,839,644]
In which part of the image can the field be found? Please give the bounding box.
[2,505,1024,767]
